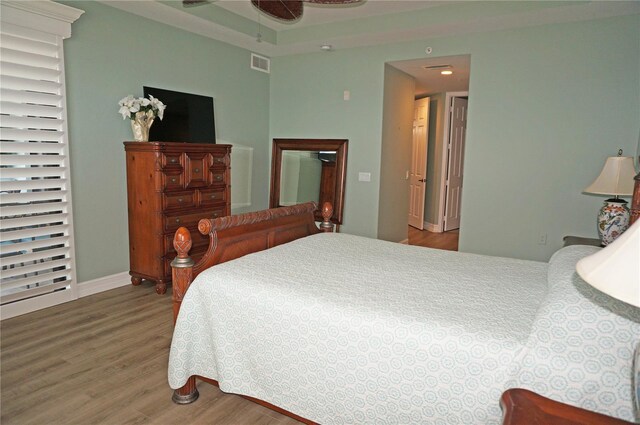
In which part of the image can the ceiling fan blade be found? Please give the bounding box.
[251,0,303,21]
[306,0,362,3]
[183,0,209,7]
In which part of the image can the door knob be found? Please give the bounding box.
[419,178,427,183]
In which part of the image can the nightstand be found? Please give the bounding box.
[563,235,603,247]
[500,388,632,424]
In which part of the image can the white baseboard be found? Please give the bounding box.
[77,271,130,298]
[231,202,251,209]
[398,239,409,244]
[2,271,131,320]
[1,289,75,320]
[423,221,442,233]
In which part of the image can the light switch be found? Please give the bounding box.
[358,172,371,182]
[343,90,350,101]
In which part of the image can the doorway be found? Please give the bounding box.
[386,54,471,249]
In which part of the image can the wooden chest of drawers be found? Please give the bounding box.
[124,142,231,294]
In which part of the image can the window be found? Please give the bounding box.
[0,1,83,318]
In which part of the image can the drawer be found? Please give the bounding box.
[211,152,227,167]
[163,207,225,233]
[162,170,184,191]
[185,152,208,189]
[163,191,196,210]
[208,169,226,185]
[199,187,226,207]
[162,152,183,168]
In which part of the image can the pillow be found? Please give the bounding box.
[506,245,640,422]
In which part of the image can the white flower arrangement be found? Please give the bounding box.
[118,94,166,121]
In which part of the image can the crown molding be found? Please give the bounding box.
[1,1,84,37]
[3,1,84,23]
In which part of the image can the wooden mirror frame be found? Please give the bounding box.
[270,138,348,225]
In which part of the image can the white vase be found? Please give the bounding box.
[597,198,630,246]
[130,111,155,142]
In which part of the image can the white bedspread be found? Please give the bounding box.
[169,233,549,424]
[506,246,640,422]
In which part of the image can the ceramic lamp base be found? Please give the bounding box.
[597,198,629,246]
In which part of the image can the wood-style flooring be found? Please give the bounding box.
[408,226,459,251]
[0,281,301,425]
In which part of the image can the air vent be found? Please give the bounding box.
[251,53,270,74]
[422,64,452,70]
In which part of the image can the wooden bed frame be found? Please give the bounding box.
[169,201,333,423]
[169,171,640,424]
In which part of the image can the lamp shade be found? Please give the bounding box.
[584,156,636,196]
[576,219,640,307]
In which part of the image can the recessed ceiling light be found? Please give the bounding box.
[441,70,453,75]
[320,44,333,52]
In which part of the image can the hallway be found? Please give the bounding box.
[408,227,459,251]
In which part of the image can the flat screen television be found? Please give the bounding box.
[143,86,216,144]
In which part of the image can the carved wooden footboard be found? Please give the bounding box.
[169,201,333,414]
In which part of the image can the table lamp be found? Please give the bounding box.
[583,151,636,245]
[576,219,640,308]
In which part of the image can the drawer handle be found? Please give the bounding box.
[171,178,177,183]
[175,218,181,224]
[210,194,217,199]
[212,213,218,218]
[170,158,177,163]
[178,198,184,203]
[194,168,200,173]
[215,175,222,181]
[215,158,223,163]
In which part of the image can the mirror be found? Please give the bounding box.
[270,139,348,224]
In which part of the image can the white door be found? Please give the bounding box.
[444,97,468,231]
[408,98,429,229]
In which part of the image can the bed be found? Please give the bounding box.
[167,202,639,424]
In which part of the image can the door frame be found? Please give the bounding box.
[437,91,469,232]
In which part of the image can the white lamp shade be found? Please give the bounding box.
[576,219,640,307]
[584,156,636,196]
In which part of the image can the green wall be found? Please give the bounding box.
[62,1,271,282]
[270,47,388,238]
[271,14,640,261]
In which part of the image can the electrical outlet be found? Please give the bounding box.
[537,233,547,245]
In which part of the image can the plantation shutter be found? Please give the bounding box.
[0,2,84,313]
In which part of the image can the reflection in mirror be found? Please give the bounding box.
[270,139,347,225]
[280,151,324,206]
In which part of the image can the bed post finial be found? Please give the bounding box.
[171,227,195,323]
[319,202,335,233]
